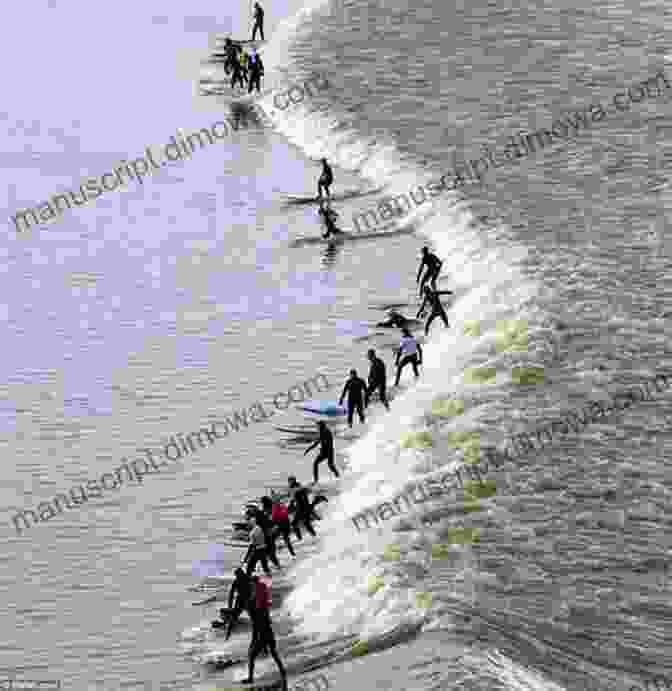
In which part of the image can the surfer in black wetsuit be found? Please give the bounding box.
[252,2,265,41]
[318,158,333,200]
[376,309,411,329]
[318,200,342,238]
[223,38,237,74]
[417,285,451,335]
[339,369,367,428]
[247,49,264,94]
[230,48,246,90]
[416,246,443,296]
[304,421,339,484]
[224,567,253,639]
[366,349,390,410]
[288,476,316,539]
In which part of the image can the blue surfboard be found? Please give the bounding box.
[299,401,347,417]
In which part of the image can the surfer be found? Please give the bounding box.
[245,513,280,576]
[251,2,265,41]
[303,421,339,484]
[241,575,288,691]
[318,158,334,200]
[230,48,246,90]
[395,327,423,386]
[288,476,316,539]
[224,567,253,639]
[416,246,443,296]
[376,309,412,329]
[417,285,451,335]
[365,349,390,410]
[247,49,264,94]
[338,369,367,428]
[318,200,342,239]
[261,496,296,557]
[223,38,237,74]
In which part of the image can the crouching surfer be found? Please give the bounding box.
[221,567,253,639]
[241,575,288,691]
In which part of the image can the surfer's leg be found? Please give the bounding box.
[327,452,340,478]
[278,519,296,556]
[379,382,390,410]
[412,355,420,378]
[301,512,317,536]
[425,312,437,335]
[440,308,449,328]
[312,451,325,483]
[355,399,365,424]
[291,514,303,541]
[346,401,354,427]
[246,550,258,576]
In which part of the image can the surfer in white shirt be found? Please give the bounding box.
[395,328,423,385]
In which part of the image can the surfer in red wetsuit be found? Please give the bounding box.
[241,575,288,691]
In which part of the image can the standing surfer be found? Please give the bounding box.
[247,48,264,93]
[252,2,265,41]
[416,246,443,296]
[288,476,317,539]
[338,369,367,428]
[241,575,288,691]
[303,421,339,484]
[417,285,451,335]
[318,158,334,200]
[395,328,423,385]
[365,348,390,410]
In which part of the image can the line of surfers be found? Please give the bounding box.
[206,245,449,687]
[220,39,266,94]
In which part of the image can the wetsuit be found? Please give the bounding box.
[223,41,237,74]
[318,161,333,199]
[395,335,422,385]
[252,3,265,41]
[230,51,245,90]
[270,501,295,556]
[306,425,339,483]
[289,483,316,539]
[245,519,280,575]
[339,375,367,427]
[319,205,341,238]
[417,288,450,335]
[225,570,253,639]
[247,54,264,94]
[253,509,281,568]
[416,251,442,294]
[366,355,390,410]
[244,578,287,690]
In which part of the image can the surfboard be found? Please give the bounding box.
[299,401,347,417]
[290,225,416,248]
[282,186,386,206]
